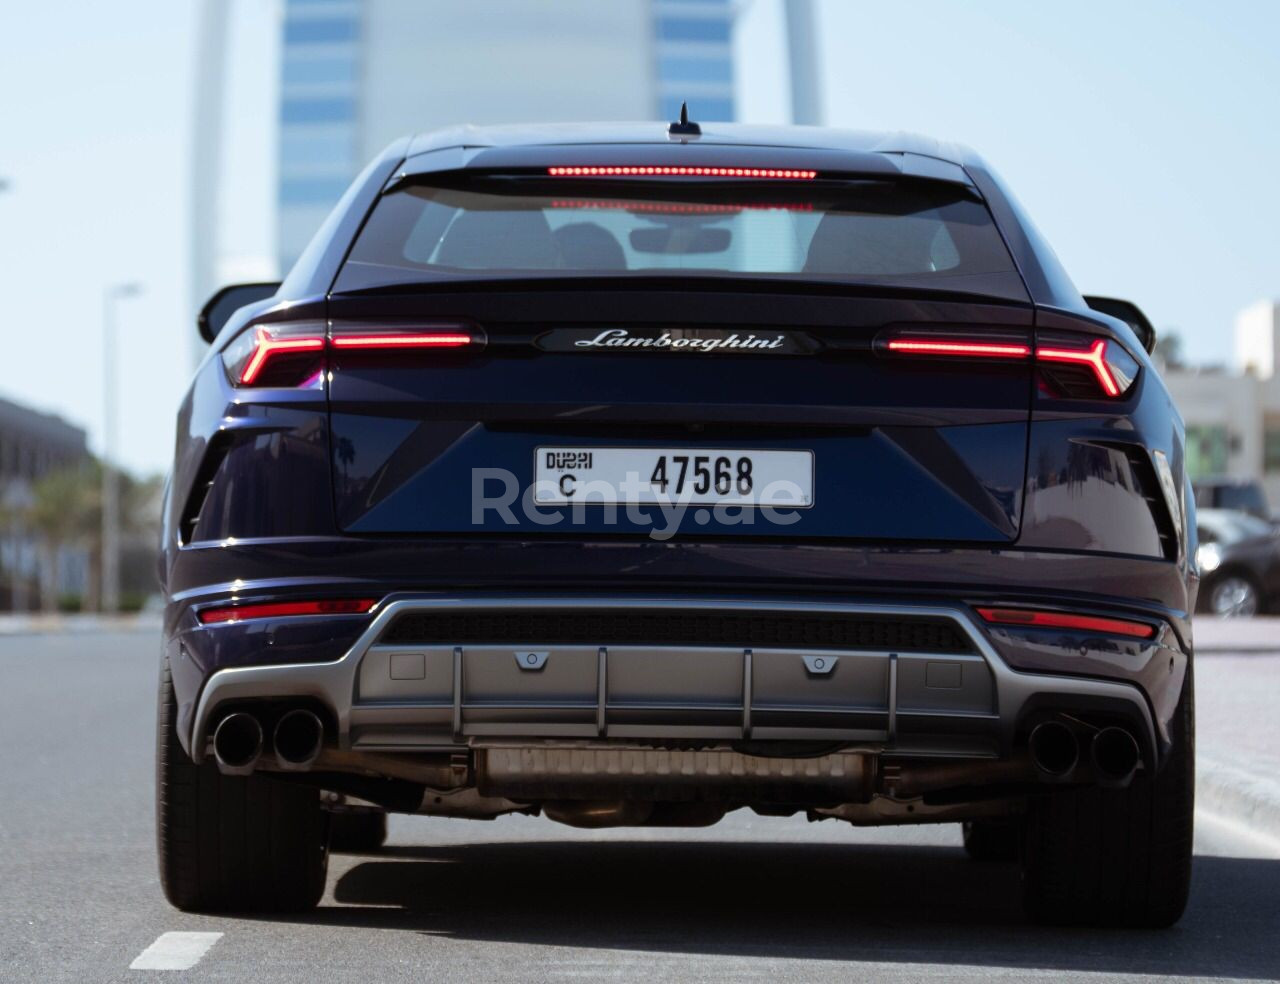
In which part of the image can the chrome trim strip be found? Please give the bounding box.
[887,651,899,745]
[189,594,1158,763]
[451,646,463,740]
[596,646,608,737]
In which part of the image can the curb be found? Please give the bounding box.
[0,615,162,637]
[1193,616,1280,656]
[1197,752,1280,843]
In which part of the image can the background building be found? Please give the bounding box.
[0,396,90,609]
[0,396,88,485]
[1164,299,1280,513]
[277,0,739,271]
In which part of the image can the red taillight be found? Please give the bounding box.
[881,332,1138,399]
[225,323,480,387]
[1036,338,1121,397]
[330,331,473,349]
[236,327,326,386]
[546,165,818,179]
[976,607,1156,640]
[886,339,1031,359]
[198,598,378,625]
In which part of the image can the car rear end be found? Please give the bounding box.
[158,127,1195,925]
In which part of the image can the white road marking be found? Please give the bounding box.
[130,932,224,971]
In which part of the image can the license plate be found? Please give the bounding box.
[534,447,814,507]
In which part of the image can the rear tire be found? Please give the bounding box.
[1020,669,1194,927]
[156,656,329,912]
[962,819,1019,862]
[328,808,388,854]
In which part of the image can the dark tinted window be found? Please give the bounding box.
[1197,482,1268,517]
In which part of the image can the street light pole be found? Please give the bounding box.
[102,283,142,614]
[784,0,823,126]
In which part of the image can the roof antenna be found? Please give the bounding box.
[667,102,701,137]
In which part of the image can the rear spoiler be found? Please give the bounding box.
[388,145,979,195]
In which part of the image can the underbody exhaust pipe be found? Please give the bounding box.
[1091,727,1140,786]
[544,800,653,828]
[273,709,325,771]
[1028,720,1079,778]
[212,712,263,776]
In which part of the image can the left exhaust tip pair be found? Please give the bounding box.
[211,708,324,775]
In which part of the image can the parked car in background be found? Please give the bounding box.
[1195,508,1280,615]
[1193,477,1271,522]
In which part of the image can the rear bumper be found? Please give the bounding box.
[185,593,1164,769]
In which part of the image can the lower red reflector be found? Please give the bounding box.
[199,598,378,625]
[976,607,1156,639]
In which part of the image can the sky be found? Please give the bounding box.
[1,0,1278,475]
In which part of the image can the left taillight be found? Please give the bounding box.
[223,322,483,388]
[222,322,327,388]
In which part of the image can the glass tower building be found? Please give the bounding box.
[277,0,365,273]
[276,0,739,272]
[652,0,736,123]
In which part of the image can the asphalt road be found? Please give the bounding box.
[2,630,1278,983]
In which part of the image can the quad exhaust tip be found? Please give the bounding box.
[273,708,325,771]
[1028,720,1079,778]
[1028,720,1140,786]
[1091,726,1140,786]
[212,712,263,776]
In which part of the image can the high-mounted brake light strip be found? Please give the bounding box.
[976,607,1156,639]
[239,328,326,385]
[547,165,818,179]
[198,598,378,625]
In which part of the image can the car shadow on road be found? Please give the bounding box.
[278,840,1278,978]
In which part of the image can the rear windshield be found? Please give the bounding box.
[336,178,1024,296]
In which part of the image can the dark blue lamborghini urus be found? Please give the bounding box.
[157,119,1196,926]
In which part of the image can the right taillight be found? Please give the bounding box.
[1035,334,1139,400]
[880,329,1138,400]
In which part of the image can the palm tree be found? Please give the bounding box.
[26,462,101,612]
[14,460,161,613]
